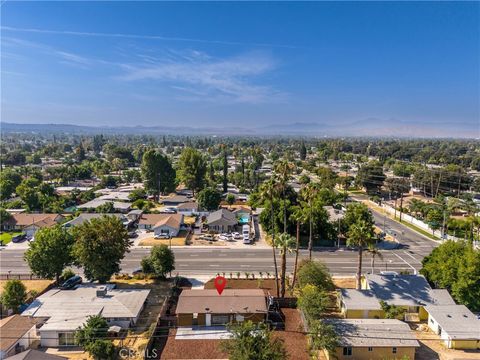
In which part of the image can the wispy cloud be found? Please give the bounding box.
[1,25,300,49]
[118,50,286,103]
[3,36,94,68]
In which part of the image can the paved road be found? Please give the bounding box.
[0,197,438,278]
[0,245,430,278]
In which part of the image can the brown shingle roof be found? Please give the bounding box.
[176,289,267,314]
[0,315,37,352]
[7,214,61,227]
[154,214,182,229]
[139,214,182,229]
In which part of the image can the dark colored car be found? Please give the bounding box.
[12,233,27,243]
[59,275,82,290]
[128,231,138,238]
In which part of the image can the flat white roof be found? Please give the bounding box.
[22,285,150,330]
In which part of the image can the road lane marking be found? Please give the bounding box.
[392,253,417,274]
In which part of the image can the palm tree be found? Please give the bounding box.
[274,159,295,233]
[347,219,376,289]
[275,233,296,297]
[290,204,307,288]
[366,243,383,275]
[259,177,281,297]
[301,183,319,260]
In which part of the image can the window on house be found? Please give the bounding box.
[58,332,75,346]
[392,347,397,354]
[368,347,373,352]
[342,347,352,356]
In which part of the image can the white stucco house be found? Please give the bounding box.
[21,285,150,348]
[137,213,183,237]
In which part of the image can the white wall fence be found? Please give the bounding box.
[374,201,464,242]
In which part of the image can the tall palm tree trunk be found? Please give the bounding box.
[308,204,313,260]
[356,246,363,289]
[283,189,287,233]
[271,202,279,297]
[371,254,375,275]
[280,248,287,298]
[292,220,300,288]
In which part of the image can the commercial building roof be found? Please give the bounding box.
[176,289,267,314]
[425,305,480,340]
[0,315,37,352]
[327,319,420,348]
[22,285,150,331]
[339,289,382,310]
[365,274,454,307]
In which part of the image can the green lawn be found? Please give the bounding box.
[0,231,23,245]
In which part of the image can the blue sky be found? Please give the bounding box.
[1,1,479,135]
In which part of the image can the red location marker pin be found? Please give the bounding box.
[214,276,227,295]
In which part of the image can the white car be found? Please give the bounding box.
[154,233,171,239]
[231,232,241,239]
[219,235,230,241]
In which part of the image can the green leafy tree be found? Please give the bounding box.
[308,319,339,357]
[299,142,307,161]
[226,193,236,208]
[141,245,175,279]
[96,201,115,213]
[177,147,207,195]
[297,284,329,321]
[379,300,407,319]
[222,145,228,193]
[197,188,221,211]
[141,149,176,201]
[16,178,41,210]
[356,161,385,194]
[24,225,74,283]
[220,321,287,360]
[296,259,334,291]
[75,315,115,360]
[421,241,480,311]
[1,280,27,313]
[72,216,131,283]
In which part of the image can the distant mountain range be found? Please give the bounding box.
[1,119,478,138]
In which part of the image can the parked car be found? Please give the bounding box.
[219,234,230,241]
[59,275,82,289]
[199,234,215,241]
[161,208,176,214]
[154,233,171,239]
[128,231,138,238]
[132,267,143,275]
[12,233,27,243]
[231,232,241,239]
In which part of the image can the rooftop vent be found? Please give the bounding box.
[96,286,107,297]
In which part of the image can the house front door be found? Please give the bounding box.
[205,314,211,326]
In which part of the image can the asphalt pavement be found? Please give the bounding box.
[0,200,439,278]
